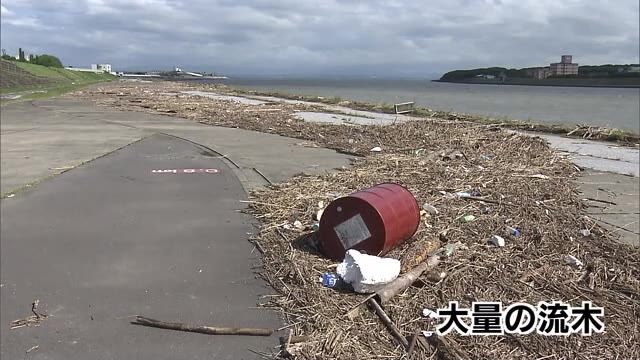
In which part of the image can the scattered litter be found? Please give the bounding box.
[25,345,39,354]
[320,273,340,288]
[6,194,15,198]
[482,207,492,214]
[481,155,492,161]
[579,229,591,237]
[421,202,438,215]
[470,190,482,197]
[370,146,382,152]
[336,250,400,293]
[425,271,447,283]
[565,255,584,268]
[293,220,304,230]
[314,209,324,221]
[455,192,471,198]
[443,242,468,257]
[460,215,476,222]
[440,191,456,199]
[311,223,320,231]
[487,235,505,247]
[422,308,438,319]
[506,226,521,237]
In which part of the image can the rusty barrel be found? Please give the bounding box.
[319,183,420,260]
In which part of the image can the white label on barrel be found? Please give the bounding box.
[334,214,371,250]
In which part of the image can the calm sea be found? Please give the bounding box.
[222,78,640,132]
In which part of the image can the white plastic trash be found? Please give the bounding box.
[336,249,400,293]
[422,202,439,215]
[422,308,438,319]
[565,255,583,268]
[370,146,382,152]
[487,235,505,247]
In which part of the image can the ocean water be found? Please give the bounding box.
[222,78,640,132]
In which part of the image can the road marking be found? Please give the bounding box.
[151,169,221,174]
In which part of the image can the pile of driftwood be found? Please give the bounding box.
[75,82,639,359]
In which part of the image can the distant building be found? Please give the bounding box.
[66,66,99,73]
[526,67,552,79]
[91,64,112,73]
[66,63,114,74]
[536,67,551,79]
[549,55,578,76]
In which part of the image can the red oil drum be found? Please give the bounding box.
[318,183,420,260]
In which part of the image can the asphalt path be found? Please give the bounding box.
[1,133,280,359]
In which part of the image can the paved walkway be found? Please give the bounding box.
[533,134,639,246]
[1,134,281,359]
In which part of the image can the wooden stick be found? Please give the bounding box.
[375,255,440,304]
[583,197,617,206]
[132,316,273,336]
[407,329,420,357]
[279,334,310,345]
[367,298,409,350]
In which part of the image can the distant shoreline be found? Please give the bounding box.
[432,79,640,89]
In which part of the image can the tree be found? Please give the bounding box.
[32,54,63,68]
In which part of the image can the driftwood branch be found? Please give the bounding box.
[376,255,440,303]
[367,298,409,350]
[131,316,273,336]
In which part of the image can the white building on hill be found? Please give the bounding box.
[66,63,114,74]
[91,64,112,73]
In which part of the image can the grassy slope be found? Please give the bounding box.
[1,60,115,102]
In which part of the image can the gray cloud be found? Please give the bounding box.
[1,0,638,76]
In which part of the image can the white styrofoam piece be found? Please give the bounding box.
[336,249,400,293]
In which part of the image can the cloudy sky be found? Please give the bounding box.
[1,0,638,76]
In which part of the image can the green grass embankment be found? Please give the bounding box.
[1,60,115,102]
